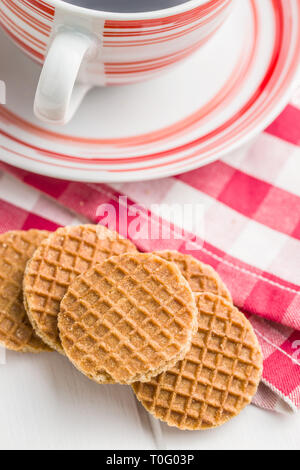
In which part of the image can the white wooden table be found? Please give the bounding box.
[0,350,299,450]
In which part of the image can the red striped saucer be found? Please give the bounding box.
[1,0,300,182]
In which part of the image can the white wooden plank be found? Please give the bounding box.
[161,404,300,450]
[1,350,299,449]
[0,351,155,450]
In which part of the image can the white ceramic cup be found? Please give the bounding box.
[0,0,233,125]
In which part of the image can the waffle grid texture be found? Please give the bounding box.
[58,253,198,384]
[155,251,232,301]
[0,230,51,352]
[133,293,263,430]
[23,225,138,354]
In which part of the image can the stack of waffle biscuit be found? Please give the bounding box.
[0,225,263,430]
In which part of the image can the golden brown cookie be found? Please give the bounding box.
[154,251,232,302]
[133,293,263,430]
[0,230,52,353]
[58,253,198,384]
[23,225,138,354]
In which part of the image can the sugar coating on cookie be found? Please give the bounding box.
[154,251,232,302]
[58,253,198,384]
[23,225,138,354]
[133,293,263,430]
[0,230,52,353]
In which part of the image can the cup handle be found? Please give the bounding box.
[34,29,96,125]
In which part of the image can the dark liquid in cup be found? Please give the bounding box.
[63,0,189,13]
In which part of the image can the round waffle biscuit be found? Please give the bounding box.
[133,292,263,430]
[0,230,52,353]
[23,225,138,354]
[154,251,232,302]
[58,253,198,384]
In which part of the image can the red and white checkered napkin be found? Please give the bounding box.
[1,96,300,414]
